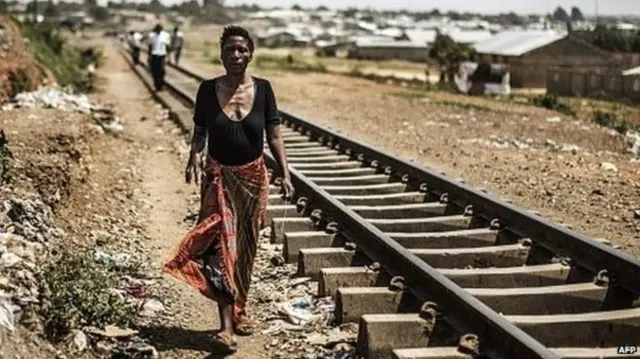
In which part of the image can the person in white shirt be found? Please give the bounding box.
[170,26,184,65]
[127,31,142,65]
[147,24,171,91]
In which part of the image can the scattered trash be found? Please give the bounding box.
[626,130,640,156]
[72,330,87,352]
[0,298,15,333]
[249,228,356,358]
[139,298,165,317]
[3,87,125,135]
[600,162,618,173]
[545,139,580,154]
[94,248,132,270]
[458,135,531,150]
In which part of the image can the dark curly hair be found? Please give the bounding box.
[219,25,255,53]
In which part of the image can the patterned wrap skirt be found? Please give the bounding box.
[163,154,269,322]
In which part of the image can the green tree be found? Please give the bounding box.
[176,0,200,17]
[291,4,301,10]
[570,6,585,21]
[592,24,632,52]
[148,0,163,15]
[88,5,109,21]
[429,32,476,84]
[44,0,60,18]
[552,6,569,22]
[0,0,8,13]
[316,5,328,11]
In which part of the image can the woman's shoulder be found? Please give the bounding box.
[198,77,220,90]
[251,76,272,87]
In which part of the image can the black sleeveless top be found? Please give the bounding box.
[193,77,281,166]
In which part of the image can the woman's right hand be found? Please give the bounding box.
[185,152,201,185]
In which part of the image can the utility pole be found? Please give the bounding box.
[594,0,599,25]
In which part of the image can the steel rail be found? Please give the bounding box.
[123,44,562,358]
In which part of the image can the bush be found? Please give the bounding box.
[39,249,139,342]
[0,130,13,185]
[593,110,629,134]
[531,93,575,116]
[20,22,97,92]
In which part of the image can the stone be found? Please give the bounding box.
[601,162,618,172]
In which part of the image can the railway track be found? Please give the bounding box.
[121,45,640,359]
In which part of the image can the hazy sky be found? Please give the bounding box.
[220,0,640,16]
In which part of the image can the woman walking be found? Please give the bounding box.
[163,25,294,352]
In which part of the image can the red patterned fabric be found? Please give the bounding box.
[163,155,269,322]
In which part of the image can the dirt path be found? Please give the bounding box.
[92,41,267,358]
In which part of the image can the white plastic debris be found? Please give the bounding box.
[13,88,94,114]
[0,252,22,268]
[600,162,618,173]
[277,297,318,326]
[72,330,88,352]
[94,249,132,269]
[626,130,640,156]
[0,298,15,333]
[140,298,165,317]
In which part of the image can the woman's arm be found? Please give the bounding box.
[185,82,208,184]
[266,124,289,180]
[264,81,294,198]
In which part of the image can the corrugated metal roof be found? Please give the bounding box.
[623,66,640,76]
[375,27,405,38]
[404,29,437,46]
[354,38,427,48]
[448,29,493,44]
[473,30,566,56]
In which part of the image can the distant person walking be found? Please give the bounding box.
[127,30,142,65]
[148,24,171,91]
[171,26,184,65]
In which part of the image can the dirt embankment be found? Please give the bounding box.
[0,106,110,356]
[0,16,54,103]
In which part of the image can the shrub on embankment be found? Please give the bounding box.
[19,20,101,93]
[0,15,50,102]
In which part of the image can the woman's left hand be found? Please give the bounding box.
[281,177,295,201]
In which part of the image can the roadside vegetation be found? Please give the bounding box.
[19,21,102,92]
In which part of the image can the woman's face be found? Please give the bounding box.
[221,36,252,76]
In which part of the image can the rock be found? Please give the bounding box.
[601,162,618,172]
[270,254,285,267]
[72,330,88,352]
[112,342,159,358]
[626,130,640,156]
[95,341,113,354]
[634,210,640,219]
[140,298,165,317]
[591,189,605,196]
[0,299,15,333]
[85,325,138,338]
[0,252,21,268]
